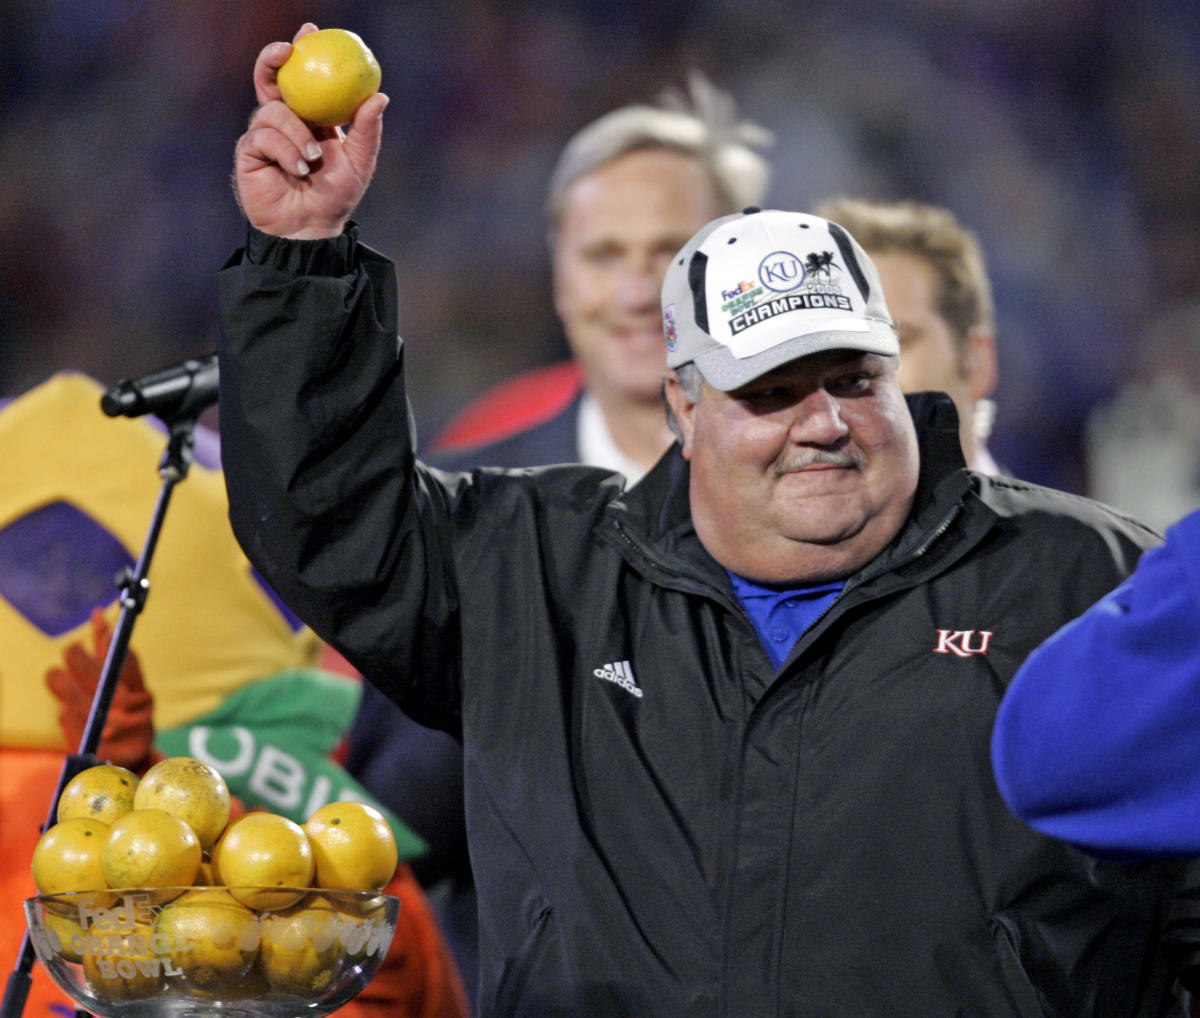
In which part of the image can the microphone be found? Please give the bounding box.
[101,354,219,420]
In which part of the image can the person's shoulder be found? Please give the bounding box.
[973,471,1161,550]
[424,404,579,473]
[427,361,583,456]
[427,384,585,475]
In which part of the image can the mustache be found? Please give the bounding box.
[773,448,866,476]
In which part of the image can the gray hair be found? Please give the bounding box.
[547,72,773,235]
[663,363,704,442]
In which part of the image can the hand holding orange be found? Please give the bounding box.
[277,28,382,127]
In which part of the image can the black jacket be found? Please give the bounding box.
[217,228,1200,1017]
[345,393,585,1003]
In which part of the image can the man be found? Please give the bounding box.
[216,28,1200,1014]
[992,503,1200,858]
[813,196,1001,472]
[428,73,771,478]
[345,69,772,999]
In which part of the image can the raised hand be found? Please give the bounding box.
[233,23,389,239]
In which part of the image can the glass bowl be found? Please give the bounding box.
[24,887,398,1018]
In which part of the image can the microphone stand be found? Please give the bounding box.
[1,406,202,1018]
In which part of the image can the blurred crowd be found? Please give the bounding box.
[2,0,1198,514]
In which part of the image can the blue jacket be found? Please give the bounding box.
[992,505,1200,857]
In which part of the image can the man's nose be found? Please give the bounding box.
[618,259,661,310]
[789,389,849,445]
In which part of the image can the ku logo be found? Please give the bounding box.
[758,250,805,293]
[932,629,994,657]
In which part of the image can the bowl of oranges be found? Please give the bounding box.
[25,757,400,1018]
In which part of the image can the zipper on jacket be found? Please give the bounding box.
[909,500,964,561]
[610,520,745,613]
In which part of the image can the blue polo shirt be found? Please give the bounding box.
[727,571,845,670]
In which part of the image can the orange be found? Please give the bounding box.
[327,892,390,961]
[81,921,164,1000]
[195,856,217,885]
[31,817,110,895]
[277,28,382,127]
[258,894,345,993]
[155,888,261,990]
[209,835,226,882]
[42,905,88,963]
[57,764,139,826]
[214,812,314,910]
[133,755,231,851]
[217,965,270,998]
[101,808,201,893]
[303,801,398,891]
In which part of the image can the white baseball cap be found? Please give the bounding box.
[661,208,899,391]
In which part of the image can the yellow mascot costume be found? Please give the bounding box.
[0,373,467,1018]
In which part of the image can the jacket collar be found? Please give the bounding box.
[605,392,992,593]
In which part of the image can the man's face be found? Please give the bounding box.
[553,149,721,405]
[665,351,920,585]
[872,249,995,464]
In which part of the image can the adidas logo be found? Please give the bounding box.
[594,660,643,698]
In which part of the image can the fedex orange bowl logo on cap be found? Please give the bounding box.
[663,303,678,351]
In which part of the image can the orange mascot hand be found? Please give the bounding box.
[45,608,156,772]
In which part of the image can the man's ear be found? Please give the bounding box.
[962,325,998,401]
[663,371,697,460]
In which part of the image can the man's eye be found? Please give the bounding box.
[742,387,790,406]
[829,373,872,394]
[581,247,620,265]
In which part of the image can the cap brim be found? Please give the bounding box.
[692,319,899,391]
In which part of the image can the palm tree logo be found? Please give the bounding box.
[803,251,836,280]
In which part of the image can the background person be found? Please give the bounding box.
[813,196,1001,473]
[214,32,1200,1012]
[426,73,772,476]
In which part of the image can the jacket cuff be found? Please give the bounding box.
[241,222,361,275]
